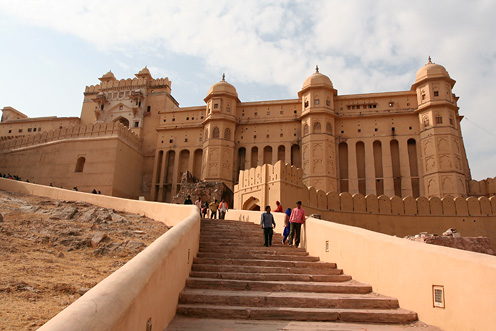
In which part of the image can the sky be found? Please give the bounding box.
[0,0,495,180]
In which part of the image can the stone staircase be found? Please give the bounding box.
[174,219,418,325]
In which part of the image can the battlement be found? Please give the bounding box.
[234,160,496,217]
[0,122,141,152]
[85,77,171,94]
[468,177,496,197]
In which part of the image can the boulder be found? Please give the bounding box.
[90,232,108,248]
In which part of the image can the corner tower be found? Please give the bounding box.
[298,66,338,192]
[202,74,239,187]
[412,58,469,198]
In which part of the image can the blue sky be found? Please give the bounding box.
[1,0,496,180]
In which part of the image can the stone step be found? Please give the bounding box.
[196,252,318,262]
[186,278,370,293]
[189,271,351,283]
[176,304,418,324]
[198,245,307,253]
[179,289,398,309]
[199,240,287,247]
[192,257,335,269]
[191,264,343,275]
[200,235,284,242]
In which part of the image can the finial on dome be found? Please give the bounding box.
[428,56,432,64]
[222,73,225,81]
[315,65,319,73]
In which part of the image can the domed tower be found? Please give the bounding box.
[412,57,469,198]
[298,66,338,192]
[202,74,239,187]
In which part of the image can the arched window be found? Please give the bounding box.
[212,127,220,139]
[75,157,85,173]
[313,121,321,133]
[303,124,309,135]
[326,122,332,133]
[224,128,231,140]
[204,129,208,140]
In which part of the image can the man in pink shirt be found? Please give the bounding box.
[288,201,305,248]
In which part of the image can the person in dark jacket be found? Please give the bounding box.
[260,205,276,247]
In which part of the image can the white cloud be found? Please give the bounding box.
[1,0,496,179]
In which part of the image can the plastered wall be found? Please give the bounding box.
[226,209,496,331]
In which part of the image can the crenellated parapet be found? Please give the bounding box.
[0,122,141,152]
[468,177,496,198]
[234,160,496,216]
[84,77,171,94]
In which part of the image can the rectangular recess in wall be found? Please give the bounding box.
[325,241,329,252]
[433,285,445,308]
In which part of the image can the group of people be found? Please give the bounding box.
[184,195,229,219]
[260,200,305,248]
[0,173,24,181]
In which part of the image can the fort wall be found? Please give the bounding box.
[226,209,496,331]
[468,176,496,197]
[234,161,496,249]
[0,123,143,198]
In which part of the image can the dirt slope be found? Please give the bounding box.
[0,190,169,331]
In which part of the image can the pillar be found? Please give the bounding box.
[382,139,395,197]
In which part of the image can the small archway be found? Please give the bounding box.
[114,117,130,128]
[242,196,261,211]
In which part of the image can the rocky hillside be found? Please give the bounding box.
[0,190,169,331]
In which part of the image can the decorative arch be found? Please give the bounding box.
[313,121,321,133]
[326,122,332,133]
[303,124,309,135]
[224,128,231,140]
[212,127,220,139]
[114,116,129,128]
[204,128,208,140]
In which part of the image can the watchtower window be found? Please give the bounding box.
[75,157,86,173]
[304,101,309,108]
[214,103,219,109]
[436,115,443,124]
[326,100,331,106]
[147,106,151,112]
[314,99,320,105]
[434,91,439,97]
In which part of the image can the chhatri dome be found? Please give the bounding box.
[302,65,334,90]
[414,57,452,85]
[98,70,116,82]
[207,73,238,98]
[136,66,153,79]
